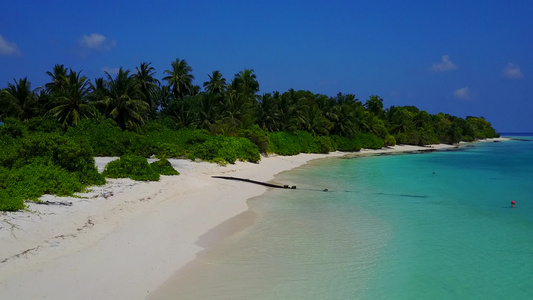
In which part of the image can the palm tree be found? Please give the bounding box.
[88,77,107,101]
[389,107,414,135]
[329,93,364,136]
[87,77,109,118]
[196,93,220,129]
[164,95,200,129]
[191,84,201,96]
[365,95,384,116]
[256,92,281,132]
[45,64,69,93]
[354,110,371,133]
[0,77,39,121]
[231,69,259,95]
[328,102,356,137]
[134,62,160,113]
[154,85,173,110]
[413,111,431,130]
[163,58,195,99]
[98,68,149,132]
[335,92,359,105]
[299,103,331,136]
[220,87,246,124]
[203,70,226,94]
[315,94,340,133]
[367,114,388,138]
[48,70,94,127]
[277,89,302,132]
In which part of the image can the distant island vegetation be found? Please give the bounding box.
[0,59,499,211]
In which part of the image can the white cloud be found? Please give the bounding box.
[79,33,116,50]
[432,55,458,72]
[453,87,470,100]
[0,35,21,56]
[102,66,120,75]
[502,63,523,79]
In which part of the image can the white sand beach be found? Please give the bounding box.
[0,139,507,299]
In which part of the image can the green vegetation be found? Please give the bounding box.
[103,156,180,180]
[103,155,160,181]
[150,159,180,176]
[0,59,500,211]
[0,125,105,211]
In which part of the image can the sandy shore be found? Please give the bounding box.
[0,139,507,299]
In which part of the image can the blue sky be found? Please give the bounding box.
[1,0,531,132]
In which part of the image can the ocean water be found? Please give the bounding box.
[152,137,533,299]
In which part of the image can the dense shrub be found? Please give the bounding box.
[267,131,336,155]
[26,116,62,133]
[147,128,207,153]
[315,136,335,153]
[394,133,407,145]
[66,119,156,157]
[144,128,261,164]
[121,131,153,157]
[0,166,8,189]
[144,116,181,131]
[462,135,474,142]
[0,118,27,138]
[294,131,319,153]
[189,135,260,164]
[145,126,190,158]
[141,119,174,134]
[240,125,270,153]
[66,119,127,156]
[0,162,88,211]
[103,155,160,181]
[182,129,211,147]
[332,135,362,151]
[14,133,105,186]
[417,129,439,145]
[190,138,222,161]
[439,127,461,145]
[405,130,421,145]
[150,158,180,175]
[234,137,261,163]
[267,132,302,155]
[383,135,396,146]
[0,138,20,169]
[354,132,384,149]
[0,167,19,211]
[0,189,25,211]
[7,163,84,200]
[0,132,106,211]
[153,143,185,159]
[209,118,241,136]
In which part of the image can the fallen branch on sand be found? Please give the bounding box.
[26,200,73,206]
[1,246,40,264]
[212,176,296,189]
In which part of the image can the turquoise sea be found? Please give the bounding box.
[152,136,533,299]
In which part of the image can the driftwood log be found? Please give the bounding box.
[212,176,296,189]
[26,200,73,206]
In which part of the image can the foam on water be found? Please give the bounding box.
[151,138,533,299]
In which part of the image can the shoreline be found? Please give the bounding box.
[0,138,508,299]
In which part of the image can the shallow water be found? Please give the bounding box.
[150,138,533,299]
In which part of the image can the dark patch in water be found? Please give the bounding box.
[375,192,429,198]
[296,187,428,198]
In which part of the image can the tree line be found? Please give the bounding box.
[0,58,499,145]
